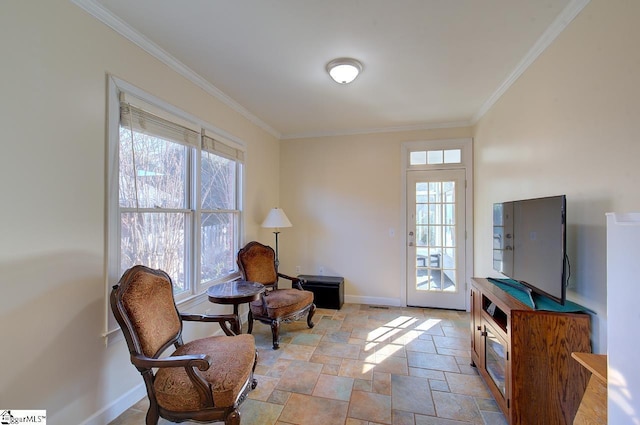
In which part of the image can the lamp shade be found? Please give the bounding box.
[327,58,363,84]
[261,208,292,229]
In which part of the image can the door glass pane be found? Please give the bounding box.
[443,271,456,291]
[416,183,429,203]
[429,182,441,202]
[428,225,440,246]
[444,247,455,268]
[414,180,457,293]
[429,269,442,290]
[444,181,455,202]
[417,267,430,288]
[444,226,455,247]
[416,204,429,225]
[445,204,455,224]
[429,204,441,225]
[416,225,428,246]
[416,247,429,266]
[429,248,442,269]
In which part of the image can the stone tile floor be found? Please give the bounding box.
[109,304,507,425]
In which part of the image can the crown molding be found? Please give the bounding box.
[472,0,591,124]
[71,0,281,139]
[279,120,473,140]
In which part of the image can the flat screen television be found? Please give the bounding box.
[493,195,567,305]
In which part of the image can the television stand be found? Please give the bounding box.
[470,277,591,424]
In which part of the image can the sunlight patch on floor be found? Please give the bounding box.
[362,317,442,369]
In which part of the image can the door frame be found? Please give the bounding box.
[400,138,474,311]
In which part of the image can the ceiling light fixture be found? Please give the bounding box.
[326,58,363,84]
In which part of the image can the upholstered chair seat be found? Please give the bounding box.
[154,334,256,411]
[237,241,316,349]
[249,288,314,318]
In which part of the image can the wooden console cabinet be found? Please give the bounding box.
[470,278,591,425]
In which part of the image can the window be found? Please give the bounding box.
[410,148,461,166]
[111,88,243,308]
[199,133,244,289]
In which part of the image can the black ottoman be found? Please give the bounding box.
[298,275,344,310]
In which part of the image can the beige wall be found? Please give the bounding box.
[0,1,279,423]
[474,0,640,353]
[2,0,637,421]
[279,128,472,304]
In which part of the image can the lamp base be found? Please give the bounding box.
[273,231,280,272]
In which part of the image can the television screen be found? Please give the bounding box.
[493,195,567,304]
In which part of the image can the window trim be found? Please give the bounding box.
[105,75,246,338]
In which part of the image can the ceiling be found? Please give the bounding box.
[76,0,587,139]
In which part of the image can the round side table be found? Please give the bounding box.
[207,281,265,334]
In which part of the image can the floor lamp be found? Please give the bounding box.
[261,208,292,271]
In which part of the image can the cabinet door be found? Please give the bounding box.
[470,286,484,367]
[483,318,509,416]
[511,311,591,425]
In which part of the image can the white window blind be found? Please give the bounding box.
[119,93,200,148]
[202,130,245,162]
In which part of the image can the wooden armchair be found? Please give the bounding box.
[237,241,316,349]
[111,265,257,425]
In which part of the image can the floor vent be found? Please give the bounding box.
[368,305,389,310]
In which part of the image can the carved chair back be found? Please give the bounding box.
[111,266,183,360]
[237,241,279,289]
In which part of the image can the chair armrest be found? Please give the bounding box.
[131,353,211,371]
[180,312,239,336]
[131,353,216,407]
[278,273,305,290]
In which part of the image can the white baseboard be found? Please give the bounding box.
[79,383,146,425]
[344,295,403,307]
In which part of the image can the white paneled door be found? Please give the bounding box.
[407,169,466,309]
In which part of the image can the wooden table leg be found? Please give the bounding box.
[232,303,241,334]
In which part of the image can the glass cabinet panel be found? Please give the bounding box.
[484,322,507,398]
